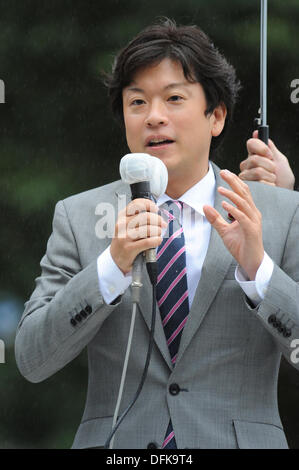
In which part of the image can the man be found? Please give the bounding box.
[15,19,299,449]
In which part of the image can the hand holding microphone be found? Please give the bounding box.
[110,198,166,275]
[110,153,168,277]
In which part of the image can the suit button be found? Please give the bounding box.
[147,442,158,449]
[169,383,180,395]
[277,324,284,333]
[80,309,87,318]
[75,313,82,322]
[283,328,292,338]
[268,314,276,324]
[273,320,281,329]
[85,305,92,315]
[70,318,77,327]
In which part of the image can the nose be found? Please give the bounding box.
[145,101,169,127]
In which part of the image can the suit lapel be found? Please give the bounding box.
[137,265,173,370]
[175,163,234,365]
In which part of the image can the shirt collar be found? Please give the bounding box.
[156,162,216,217]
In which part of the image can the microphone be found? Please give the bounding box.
[119,153,168,285]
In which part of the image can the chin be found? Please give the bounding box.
[151,152,175,162]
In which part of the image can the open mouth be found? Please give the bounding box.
[147,139,174,147]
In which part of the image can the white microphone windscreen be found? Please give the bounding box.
[119,153,168,198]
[119,153,151,184]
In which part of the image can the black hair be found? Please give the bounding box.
[104,18,241,152]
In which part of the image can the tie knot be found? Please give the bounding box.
[165,200,183,222]
[166,200,183,209]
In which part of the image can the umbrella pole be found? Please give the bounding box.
[257,0,269,144]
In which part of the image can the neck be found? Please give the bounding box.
[165,163,209,199]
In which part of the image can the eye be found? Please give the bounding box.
[130,99,145,106]
[168,95,183,102]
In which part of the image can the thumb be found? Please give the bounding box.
[268,138,278,152]
[203,205,227,234]
[253,129,275,159]
[268,138,284,163]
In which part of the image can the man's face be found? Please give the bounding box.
[122,58,226,191]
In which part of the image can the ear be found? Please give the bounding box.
[211,102,227,137]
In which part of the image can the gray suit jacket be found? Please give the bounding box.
[15,163,299,449]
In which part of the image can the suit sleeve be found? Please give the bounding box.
[15,200,121,383]
[244,204,299,370]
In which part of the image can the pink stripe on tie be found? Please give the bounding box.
[162,290,189,326]
[157,227,183,260]
[171,354,177,365]
[167,316,188,346]
[158,267,187,307]
[160,208,175,221]
[157,246,185,283]
[162,431,175,448]
[174,200,182,210]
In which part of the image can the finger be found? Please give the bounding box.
[125,236,163,262]
[116,210,166,239]
[221,200,249,229]
[220,169,253,200]
[117,199,155,220]
[240,154,276,173]
[258,180,276,186]
[128,211,167,229]
[239,167,276,184]
[268,139,284,162]
[126,198,158,216]
[218,186,255,220]
[203,205,228,235]
[246,138,273,160]
[133,236,163,251]
[128,224,163,240]
[220,170,259,215]
[268,138,278,151]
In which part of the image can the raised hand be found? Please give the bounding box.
[203,170,264,280]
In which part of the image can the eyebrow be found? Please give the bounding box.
[126,82,189,93]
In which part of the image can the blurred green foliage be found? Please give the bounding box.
[0,0,298,448]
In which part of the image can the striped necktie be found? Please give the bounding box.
[156,200,189,449]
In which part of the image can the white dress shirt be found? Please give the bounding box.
[97,163,274,306]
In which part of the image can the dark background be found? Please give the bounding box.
[0,0,298,448]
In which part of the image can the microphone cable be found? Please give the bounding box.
[104,258,157,449]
